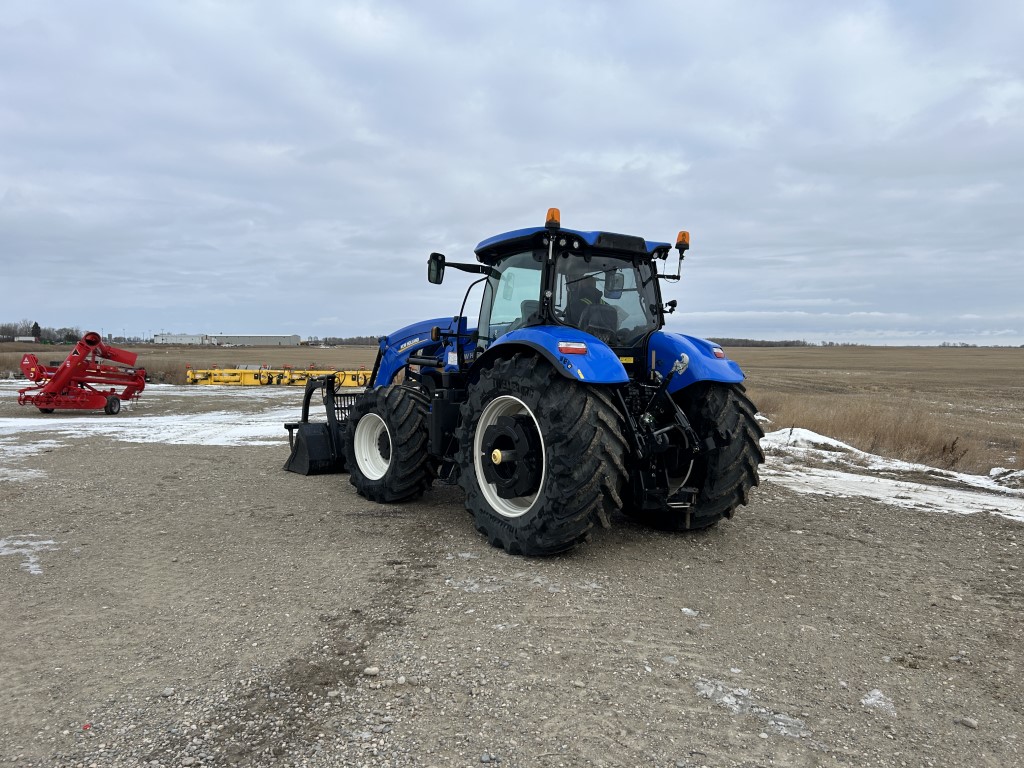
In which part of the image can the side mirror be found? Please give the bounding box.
[427,252,446,284]
[501,271,516,300]
[604,270,624,300]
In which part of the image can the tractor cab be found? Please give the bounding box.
[476,248,661,349]
[429,208,688,365]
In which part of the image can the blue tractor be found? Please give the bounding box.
[290,209,764,556]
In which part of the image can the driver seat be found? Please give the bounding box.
[520,300,540,324]
[578,303,618,341]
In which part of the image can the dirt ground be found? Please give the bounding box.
[1,384,1022,768]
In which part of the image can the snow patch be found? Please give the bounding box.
[762,429,1024,523]
[0,438,63,481]
[0,438,64,457]
[0,535,59,575]
[0,408,296,447]
[695,678,813,738]
[860,688,897,716]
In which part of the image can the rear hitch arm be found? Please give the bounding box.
[638,353,708,455]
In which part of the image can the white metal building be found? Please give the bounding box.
[153,333,208,345]
[209,335,301,346]
[152,334,301,346]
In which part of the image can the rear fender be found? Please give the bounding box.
[646,331,745,393]
[472,326,628,384]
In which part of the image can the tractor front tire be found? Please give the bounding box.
[626,383,763,531]
[456,354,627,556]
[344,385,435,503]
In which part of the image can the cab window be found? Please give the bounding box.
[554,256,659,346]
[478,251,543,343]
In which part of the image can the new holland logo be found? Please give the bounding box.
[398,337,422,352]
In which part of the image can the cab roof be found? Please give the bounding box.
[474,226,671,261]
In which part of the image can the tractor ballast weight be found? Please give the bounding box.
[288,209,765,555]
[17,332,147,414]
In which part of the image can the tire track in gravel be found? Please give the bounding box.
[124,481,457,767]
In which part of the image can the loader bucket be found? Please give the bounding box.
[283,421,345,475]
[283,375,352,475]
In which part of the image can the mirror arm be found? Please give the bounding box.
[448,261,499,278]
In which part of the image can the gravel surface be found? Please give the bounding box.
[1,387,1022,767]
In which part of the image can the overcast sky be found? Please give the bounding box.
[2,1,1022,345]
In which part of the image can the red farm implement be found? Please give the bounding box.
[18,331,147,415]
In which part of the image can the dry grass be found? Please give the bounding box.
[751,390,978,469]
[731,346,1024,475]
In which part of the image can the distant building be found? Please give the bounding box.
[153,334,208,345]
[15,336,39,343]
[152,333,301,346]
[209,335,301,347]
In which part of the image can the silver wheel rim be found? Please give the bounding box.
[473,395,545,519]
[354,412,391,480]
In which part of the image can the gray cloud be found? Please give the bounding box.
[1,1,1022,344]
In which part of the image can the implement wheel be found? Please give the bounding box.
[104,396,121,415]
[456,354,627,556]
[626,383,764,531]
[344,385,435,503]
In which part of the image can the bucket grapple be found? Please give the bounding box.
[17,332,146,415]
[283,375,361,474]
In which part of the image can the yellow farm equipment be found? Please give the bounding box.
[186,366,373,387]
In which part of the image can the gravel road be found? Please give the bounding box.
[1,387,1022,767]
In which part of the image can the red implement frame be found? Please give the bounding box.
[17,331,147,415]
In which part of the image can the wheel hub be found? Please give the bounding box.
[480,414,542,499]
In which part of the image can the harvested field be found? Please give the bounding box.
[730,346,1024,475]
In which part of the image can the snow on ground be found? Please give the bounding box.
[2,381,1022,524]
[0,535,58,575]
[0,408,297,447]
[0,381,299,449]
[762,427,1024,523]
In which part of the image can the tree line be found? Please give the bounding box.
[0,320,83,343]
[315,335,381,346]
[708,338,818,347]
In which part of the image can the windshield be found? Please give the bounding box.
[554,255,659,346]
[477,250,544,345]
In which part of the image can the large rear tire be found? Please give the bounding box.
[625,383,763,531]
[456,354,627,556]
[344,385,435,503]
